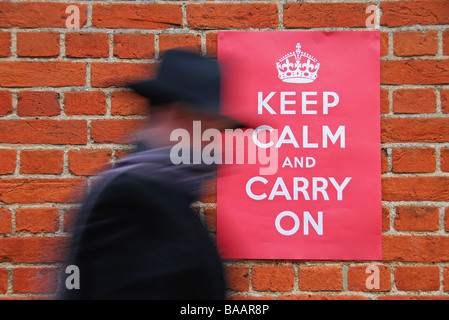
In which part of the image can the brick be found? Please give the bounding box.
[159,34,201,54]
[63,207,78,232]
[0,62,85,87]
[15,207,59,233]
[199,178,216,203]
[20,149,64,174]
[395,206,439,232]
[0,32,11,57]
[393,89,436,114]
[0,237,68,263]
[442,148,449,172]
[298,266,342,291]
[381,118,449,143]
[111,91,148,116]
[64,91,106,116]
[203,206,216,233]
[66,32,109,58]
[224,266,249,292]
[187,4,278,29]
[91,63,154,88]
[379,295,449,300]
[381,60,449,85]
[394,31,438,56]
[381,149,388,174]
[395,266,439,291]
[442,89,449,114]
[445,267,449,292]
[17,32,59,57]
[283,3,369,28]
[13,268,58,293]
[92,4,182,29]
[382,177,449,202]
[380,89,389,114]
[0,120,86,144]
[0,149,16,174]
[113,33,154,59]
[0,2,87,28]
[383,235,449,262]
[347,265,391,292]
[114,148,133,160]
[444,30,449,55]
[206,33,217,58]
[0,91,12,115]
[68,149,112,176]
[381,1,449,27]
[279,294,368,300]
[227,294,274,300]
[0,269,6,293]
[382,207,390,231]
[90,119,146,144]
[380,32,389,58]
[0,208,11,234]
[252,266,294,292]
[17,91,60,117]
[0,178,85,204]
[445,208,449,232]
[392,148,436,173]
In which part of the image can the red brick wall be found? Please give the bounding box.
[0,0,448,300]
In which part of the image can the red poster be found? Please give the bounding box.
[217,31,381,260]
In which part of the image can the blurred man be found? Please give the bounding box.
[60,49,243,299]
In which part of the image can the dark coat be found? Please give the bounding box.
[60,153,226,300]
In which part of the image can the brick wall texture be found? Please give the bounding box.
[0,0,448,300]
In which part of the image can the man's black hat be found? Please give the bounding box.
[128,49,244,129]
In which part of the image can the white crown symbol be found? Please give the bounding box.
[276,43,320,83]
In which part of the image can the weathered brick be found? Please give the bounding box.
[298,266,342,291]
[13,268,58,293]
[284,3,370,28]
[252,266,294,292]
[17,91,60,117]
[111,91,148,116]
[113,33,155,59]
[394,31,438,56]
[68,149,112,176]
[0,90,12,115]
[0,149,16,174]
[224,266,249,292]
[392,148,436,173]
[382,118,449,143]
[382,177,449,202]
[15,207,59,233]
[394,206,440,231]
[90,119,146,144]
[0,62,86,87]
[66,32,109,58]
[91,63,154,88]
[0,120,87,144]
[347,265,391,292]
[159,34,201,54]
[64,91,106,116]
[0,32,11,57]
[17,32,59,57]
[381,60,449,85]
[395,266,440,291]
[187,4,278,29]
[0,208,12,234]
[20,149,64,174]
[0,2,87,28]
[393,89,436,114]
[92,4,182,29]
[381,1,449,27]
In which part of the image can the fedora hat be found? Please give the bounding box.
[128,49,245,128]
